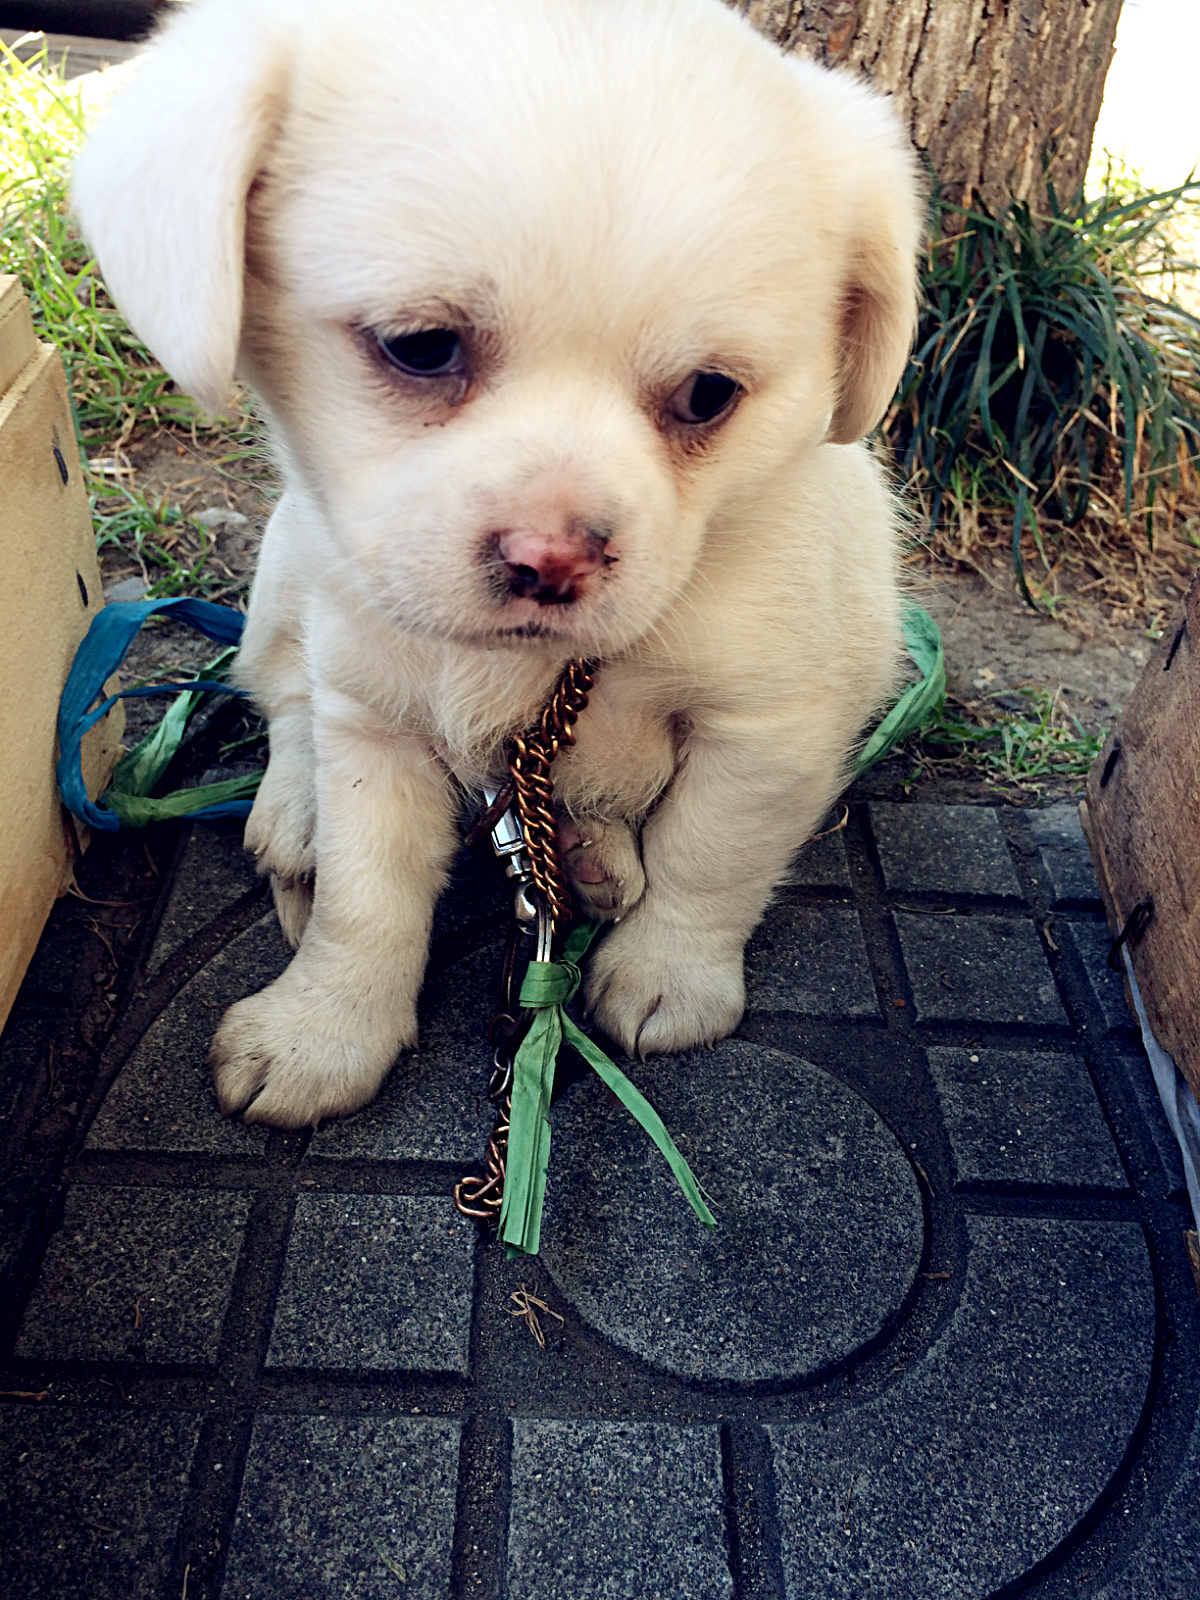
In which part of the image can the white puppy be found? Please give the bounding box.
[74,0,921,1127]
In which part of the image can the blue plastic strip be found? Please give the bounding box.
[57,597,249,832]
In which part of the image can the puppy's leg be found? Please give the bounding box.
[245,694,316,948]
[235,496,318,945]
[210,687,459,1127]
[558,816,645,921]
[584,718,840,1055]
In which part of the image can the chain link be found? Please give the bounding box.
[509,657,595,928]
[452,656,596,1224]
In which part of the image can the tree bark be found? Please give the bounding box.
[729,0,1123,214]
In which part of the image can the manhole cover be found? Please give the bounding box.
[540,1040,925,1382]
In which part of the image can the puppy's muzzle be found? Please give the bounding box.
[494,523,614,605]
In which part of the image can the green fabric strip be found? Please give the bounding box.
[499,922,716,1257]
[855,602,946,773]
[106,644,264,825]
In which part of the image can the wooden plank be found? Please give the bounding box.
[1081,572,1200,1099]
[0,283,124,1030]
[0,274,37,396]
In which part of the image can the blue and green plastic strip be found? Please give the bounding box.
[57,595,260,832]
[58,597,944,830]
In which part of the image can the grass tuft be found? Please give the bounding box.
[889,181,1200,605]
[0,38,207,441]
[900,689,1103,796]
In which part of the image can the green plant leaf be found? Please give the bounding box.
[856,604,946,773]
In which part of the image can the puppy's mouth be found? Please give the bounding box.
[493,620,560,640]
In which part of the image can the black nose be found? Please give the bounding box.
[505,564,578,604]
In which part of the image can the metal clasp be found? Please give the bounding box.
[483,786,555,960]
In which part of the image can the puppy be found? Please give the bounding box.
[74,0,922,1128]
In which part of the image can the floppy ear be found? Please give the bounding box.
[824,92,924,445]
[72,1,287,412]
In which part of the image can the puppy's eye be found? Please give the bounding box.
[378,327,464,377]
[668,370,740,425]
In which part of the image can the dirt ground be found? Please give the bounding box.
[99,426,1185,798]
[915,561,1158,735]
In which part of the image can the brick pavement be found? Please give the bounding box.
[1,800,1197,1599]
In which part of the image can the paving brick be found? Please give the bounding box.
[429,843,514,945]
[221,1413,460,1600]
[783,824,852,888]
[507,1419,732,1600]
[1026,802,1102,907]
[869,803,1022,897]
[1096,1397,1200,1599]
[1113,1050,1188,1199]
[1058,917,1134,1031]
[86,915,290,1156]
[927,1046,1127,1188]
[540,1040,924,1382]
[0,1405,200,1600]
[147,819,260,974]
[894,911,1068,1025]
[267,1195,474,1373]
[16,1186,251,1364]
[769,1216,1154,1599]
[745,904,879,1017]
[307,944,500,1163]
[0,1010,50,1130]
[18,916,91,1009]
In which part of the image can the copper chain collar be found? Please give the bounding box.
[452,656,596,1223]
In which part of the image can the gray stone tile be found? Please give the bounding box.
[745,904,879,1017]
[770,1216,1154,1599]
[308,941,503,1162]
[0,1011,49,1128]
[87,916,289,1156]
[782,825,852,888]
[429,844,513,946]
[19,917,90,1008]
[147,819,260,974]
[926,1047,1127,1188]
[267,1195,474,1373]
[1026,802,1102,907]
[1114,1050,1188,1200]
[0,1173,40,1290]
[1096,1398,1200,1599]
[894,912,1068,1025]
[16,1186,251,1363]
[869,803,1022,897]
[0,1406,200,1600]
[221,1414,460,1600]
[540,1040,924,1382]
[1058,917,1134,1031]
[507,1419,732,1600]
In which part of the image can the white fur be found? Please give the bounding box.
[74,0,922,1126]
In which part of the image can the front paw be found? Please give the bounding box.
[557,817,646,921]
[583,912,744,1056]
[209,968,415,1128]
[244,758,316,888]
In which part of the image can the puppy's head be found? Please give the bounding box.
[74,0,921,656]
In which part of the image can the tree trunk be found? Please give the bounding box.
[730,0,1123,214]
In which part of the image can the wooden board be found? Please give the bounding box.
[0,276,124,1030]
[1081,572,1200,1099]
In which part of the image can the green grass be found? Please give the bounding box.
[0,38,207,440]
[887,181,1200,603]
[90,478,241,599]
[2,41,263,596]
[899,689,1103,795]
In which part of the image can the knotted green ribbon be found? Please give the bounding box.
[499,920,717,1257]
